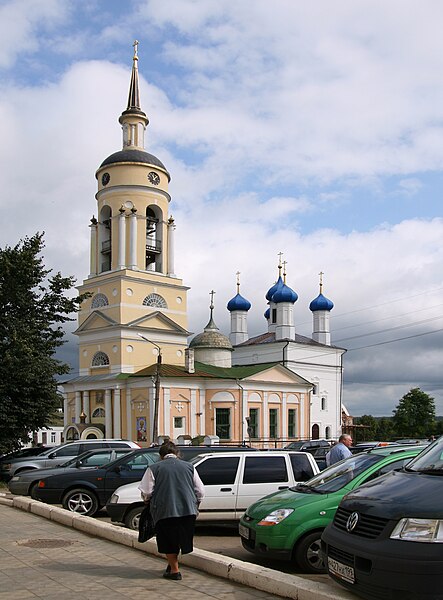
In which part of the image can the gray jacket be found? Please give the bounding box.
[149,458,199,525]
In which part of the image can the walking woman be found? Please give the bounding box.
[138,441,205,580]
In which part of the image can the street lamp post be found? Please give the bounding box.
[138,333,162,444]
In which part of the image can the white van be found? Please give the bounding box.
[106,450,319,529]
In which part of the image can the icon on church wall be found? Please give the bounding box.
[137,417,147,442]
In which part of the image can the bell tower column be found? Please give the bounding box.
[167,217,176,277]
[118,208,126,269]
[129,208,138,269]
[89,217,98,277]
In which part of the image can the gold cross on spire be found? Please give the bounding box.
[283,260,287,284]
[236,271,241,293]
[277,251,283,267]
[319,271,324,293]
[133,39,139,59]
[209,290,216,309]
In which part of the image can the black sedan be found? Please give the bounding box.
[33,448,160,516]
[8,448,133,498]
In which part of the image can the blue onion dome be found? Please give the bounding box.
[266,276,284,301]
[309,293,334,312]
[272,282,298,304]
[264,307,270,319]
[227,293,251,312]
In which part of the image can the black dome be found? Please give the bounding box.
[99,149,169,178]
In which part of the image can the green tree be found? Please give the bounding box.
[392,388,436,438]
[355,414,377,441]
[0,233,87,453]
[375,417,394,440]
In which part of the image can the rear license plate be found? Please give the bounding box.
[328,557,355,584]
[238,524,250,539]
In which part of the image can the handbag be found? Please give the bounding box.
[138,502,155,542]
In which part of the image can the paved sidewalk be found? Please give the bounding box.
[0,504,280,600]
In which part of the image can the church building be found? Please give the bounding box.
[61,44,346,445]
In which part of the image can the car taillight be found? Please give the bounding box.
[38,481,45,488]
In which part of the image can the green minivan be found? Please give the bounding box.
[239,445,425,573]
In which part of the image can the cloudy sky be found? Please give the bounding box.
[1,0,443,416]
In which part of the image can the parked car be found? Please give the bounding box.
[322,437,443,599]
[350,441,400,454]
[284,439,331,450]
[0,439,140,481]
[106,450,320,530]
[238,445,425,573]
[8,448,134,497]
[0,445,51,463]
[32,445,257,517]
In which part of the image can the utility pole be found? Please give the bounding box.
[153,350,162,443]
[138,333,162,445]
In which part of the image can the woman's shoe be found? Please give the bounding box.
[163,571,182,580]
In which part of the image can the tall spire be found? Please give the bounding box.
[119,41,149,149]
[127,40,141,112]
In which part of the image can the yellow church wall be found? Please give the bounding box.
[78,272,188,330]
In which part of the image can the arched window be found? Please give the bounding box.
[92,351,110,367]
[91,293,109,309]
[143,293,167,308]
[92,408,105,418]
[312,424,320,440]
[321,397,327,411]
[325,426,331,439]
[145,205,163,271]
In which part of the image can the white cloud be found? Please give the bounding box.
[0,0,70,68]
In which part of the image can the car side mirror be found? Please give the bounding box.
[75,460,82,468]
[48,453,56,459]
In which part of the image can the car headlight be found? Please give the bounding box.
[1,464,11,470]
[108,494,119,504]
[257,509,294,526]
[390,518,443,543]
[10,476,20,482]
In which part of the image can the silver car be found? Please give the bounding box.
[0,439,139,481]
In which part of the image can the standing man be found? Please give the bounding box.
[326,434,353,466]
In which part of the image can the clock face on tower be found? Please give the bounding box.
[101,172,110,186]
[147,171,160,185]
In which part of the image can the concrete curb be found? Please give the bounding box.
[0,495,355,600]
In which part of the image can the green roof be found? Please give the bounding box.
[129,361,282,380]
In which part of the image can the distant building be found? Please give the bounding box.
[60,44,346,444]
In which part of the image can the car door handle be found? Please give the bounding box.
[220,488,232,492]
[278,486,289,490]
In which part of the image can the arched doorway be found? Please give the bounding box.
[311,424,320,440]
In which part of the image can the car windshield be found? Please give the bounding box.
[292,452,382,493]
[404,437,443,473]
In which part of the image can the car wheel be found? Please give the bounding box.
[124,506,143,530]
[294,531,326,574]
[29,482,40,500]
[62,488,99,517]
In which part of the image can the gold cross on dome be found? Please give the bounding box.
[209,290,216,308]
[133,40,139,57]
